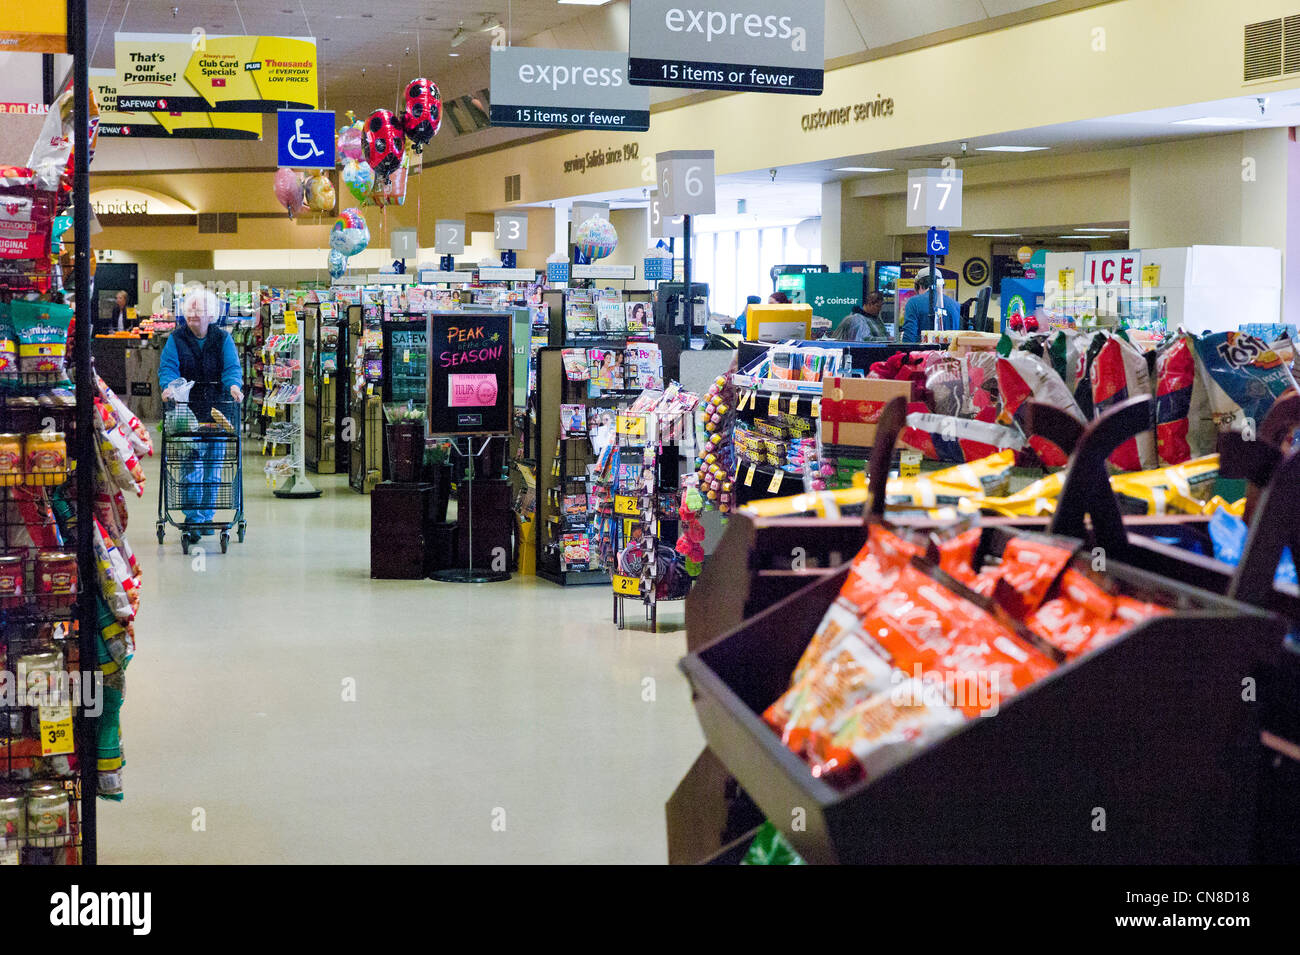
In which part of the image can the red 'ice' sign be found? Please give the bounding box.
[1083,250,1141,286]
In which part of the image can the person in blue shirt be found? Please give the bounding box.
[901,269,962,342]
[734,295,762,337]
[158,287,244,541]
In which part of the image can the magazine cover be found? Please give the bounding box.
[560,403,588,436]
[597,292,627,334]
[565,289,598,336]
[625,301,652,337]
[624,343,663,391]
[561,348,590,381]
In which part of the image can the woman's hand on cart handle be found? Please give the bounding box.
[230,385,244,403]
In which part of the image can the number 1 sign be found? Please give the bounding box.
[906,169,963,229]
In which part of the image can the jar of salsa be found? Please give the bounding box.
[0,554,23,608]
[24,432,66,487]
[24,782,69,848]
[35,552,76,610]
[4,396,39,434]
[0,433,22,486]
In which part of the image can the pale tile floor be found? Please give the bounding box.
[97,437,705,864]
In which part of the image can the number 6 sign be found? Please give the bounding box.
[655,149,716,218]
[905,168,963,229]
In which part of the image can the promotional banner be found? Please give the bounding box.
[113,33,318,113]
[629,0,824,95]
[427,311,513,435]
[91,70,262,139]
[490,48,650,131]
[0,8,67,53]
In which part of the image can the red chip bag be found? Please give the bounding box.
[1154,335,1197,466]
[1090,333,1156,471]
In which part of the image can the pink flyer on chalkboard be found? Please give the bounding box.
[449,373,499,407]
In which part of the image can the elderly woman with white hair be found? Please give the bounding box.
[158,287,244,540]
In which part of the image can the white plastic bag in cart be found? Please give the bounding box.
[163,378,199,433]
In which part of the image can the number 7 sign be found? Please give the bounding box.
[906,169,963,228]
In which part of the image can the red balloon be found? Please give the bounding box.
[401,78,442,153]
[363,109,405,179]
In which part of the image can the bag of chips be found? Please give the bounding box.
[884,450,1015,508]
[900,413,1025,463]
[963,350,1001,418]
[1088,331,1156,471]
[1109,454,1219,515]
[997,350,1085,467]
[1191,331,1299,436]
[1153,333,1210,466]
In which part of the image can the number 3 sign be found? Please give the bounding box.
[494,212,529,250]
[656,149,716,218]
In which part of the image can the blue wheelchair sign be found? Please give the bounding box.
[277,109,335,169]
[926,228,950,256]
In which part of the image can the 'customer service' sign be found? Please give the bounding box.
[629,0,824,96]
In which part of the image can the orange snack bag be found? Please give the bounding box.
[936,527,982,586]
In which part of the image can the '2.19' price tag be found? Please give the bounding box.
[767,469,785,494]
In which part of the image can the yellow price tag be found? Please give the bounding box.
[615,495,640,516]
[616,414,646,437]
[612,574,640,596]
[767,469,785,494]
[39,704,73,757]
[322,374,330,385]
[744,464,756,487]
[811,398,821,418]
[284,310,299,334]
[767,394,778,418]
[788,396,799,415]
[1141,264,1161,287]
[366,383,374,397]
[403,349,411,363]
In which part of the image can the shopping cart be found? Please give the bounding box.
[156,398,246,554]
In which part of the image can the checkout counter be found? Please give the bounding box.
[93,330,166,421]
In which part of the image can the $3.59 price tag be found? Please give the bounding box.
[39,704,73,757]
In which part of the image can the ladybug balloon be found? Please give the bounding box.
[401,78,442,152]
[363,109,405,180]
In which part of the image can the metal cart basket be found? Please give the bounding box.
[156,398,246,553]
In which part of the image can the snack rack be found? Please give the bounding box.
[672,395,1300,863]
[1,13,107,865]
[605,392,695,632]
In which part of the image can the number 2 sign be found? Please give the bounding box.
[656,149,716,217]
[435,220,465,255]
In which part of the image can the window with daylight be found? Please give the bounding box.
[689,225,822,318]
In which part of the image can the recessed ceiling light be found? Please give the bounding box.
[971,233,1022,238]
[558,1,614,5]
[976,146,1049,152]
[833,166,893,173]
[1058,235,1098,240]
[449,52,460,57]
[1075,227,1127,232]
[1171,116,1257,126]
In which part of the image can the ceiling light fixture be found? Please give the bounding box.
[558,0,614,5]
[1058,235,1098,240]
[1171,116,1257,126]
[970,233,1022,237]
[450,23,468,47]
[976,145,1049,153]
[477,13,502,31]
[1074,227,1128,232]
[832,166,893,173]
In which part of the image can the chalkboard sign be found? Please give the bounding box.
[426,311,513,436]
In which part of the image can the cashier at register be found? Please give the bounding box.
[901,269,961,341]
[110,291,133,332]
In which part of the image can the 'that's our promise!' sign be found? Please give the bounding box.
[427,312,513,436]
[629,0,824,96]
[490,48,650,131]
[114,33,318,113]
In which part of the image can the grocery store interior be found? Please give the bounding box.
[3,0,1300,871]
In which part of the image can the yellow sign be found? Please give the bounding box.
[767,469,785,494]
[91,69,262,140]
[1017,246,1034,265]
[39,704,74,757]
[1141,264,1161,287]
[1058,268,1075,291]
[114,33,318,113]
[612,574,641,596]
[614,495,640,516]
[0,8,67,53]
[616,414,646,437]
[284,310,299,334]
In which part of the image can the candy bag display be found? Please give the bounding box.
[1191,331,1299,435]
[807,684,964,783]
[996,350,1085,467]
[900,413,1025,463]
[1154,333,1209,466]
[1088,332,1156,471]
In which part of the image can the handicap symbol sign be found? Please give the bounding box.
[277,109,335,169]
[926,227,950,256]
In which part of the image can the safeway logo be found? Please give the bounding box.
[157,99,167,109]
